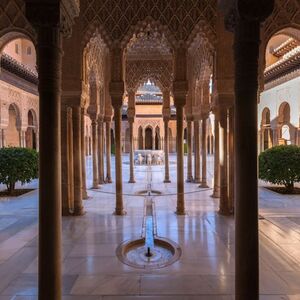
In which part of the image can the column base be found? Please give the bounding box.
[114,209,127,216]
[92,183,99,189]
[186,177,193,183]
[211,189,220,198]
[62,208,73,216]
[175,209,186,215]
[199,182,209,188]
[164,179,171,183]
[106,177,112,183]
[218,208,232,216]
[128,179,136,183]
[194,179,201,184]
[99,180,105,185]
[73,207,85,216]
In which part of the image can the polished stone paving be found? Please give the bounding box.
[0,154,300,299]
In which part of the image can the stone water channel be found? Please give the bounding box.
[116,165,181,269]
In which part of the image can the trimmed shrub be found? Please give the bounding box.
[259,145,300,193]
[0,147,38,194]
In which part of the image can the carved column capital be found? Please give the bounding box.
[109,81,124,108]
[25,0,79,37]
[173,80,188,107]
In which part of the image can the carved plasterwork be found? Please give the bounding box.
[81,0,217,48]
[126,60,173,93]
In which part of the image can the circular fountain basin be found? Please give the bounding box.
[116,237,181,269]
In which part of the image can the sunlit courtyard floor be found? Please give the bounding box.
[0,154,300,299]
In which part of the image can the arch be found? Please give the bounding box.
[261,107,271,126]
[145,126,153,150]
[261,107,272,151]
[278,102,291,124]
[0,31,36,53]
[138,126,144,149]
[6,104,21,147]
[25,109,37,149]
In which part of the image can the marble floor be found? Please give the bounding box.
[0,154,300,299]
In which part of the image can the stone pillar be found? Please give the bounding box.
[193,120,201,183]
[200,114,209,188]
[61,105,73,215]
[128,118,135,183]
[186,118,193,182]
[1,129,6,148]
[97,116,105,184]
[212,108,220,198]
[175,103,185,215]
[113,104,125,215]
[72,106,84,215]
[233,2,274,299]
[91,118,99,188]
[163,118,171,183]
[25,2,66,296]
[219,105,230,215]
[228,106,234,212]
[81,108,88,199]
[105,118,112,183]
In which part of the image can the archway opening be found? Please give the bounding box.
[7,104,20,147]
[26,110,37,149]
[145,127,153,150]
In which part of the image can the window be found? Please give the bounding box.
[15,43,19,54]
[27,46,31,55]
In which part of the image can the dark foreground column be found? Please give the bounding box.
[91,118,99,188]
[105,118,112,183]
[128,118,136,183]
[163,118,171,183]
[212,107,220,198]
[186,118,193,182]
[233,1,274,299]
[81,107,88,199]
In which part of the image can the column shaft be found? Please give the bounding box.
[200,117,209,187]
[212,111,220,197]
[186,120,193,182]
[91,120,98,188]
[128,120,135,183]
[176,105,185,215]
[194,120,201,183]
[114,106,125,215]
[228,107,234,212]
[72,106,84,215]
[37,26,62,300]
[164,119,171,183]
[97,118,104,184]
[105,121,112,183]
[81,108,88,199]
[234,19,260,300]
[219,106,230,214]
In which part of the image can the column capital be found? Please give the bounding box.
[127,107,135,120]
[25,0,79,37]
[109,81,124,108]
[173,81,188,107]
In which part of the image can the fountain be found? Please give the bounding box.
[134,150,164,165]
[116,165,181,269]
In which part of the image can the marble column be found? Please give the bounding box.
[91,118,98,188]
[152,132,155,150]
[212,109,220,198]
[193,120,201,183]
[1,129,5,148]
[30,20,63,299]
[233,2,274,298]
[186,118,193,182]
[81,108,88,199]
[163,118,171,183]
[72,106,84,215]
[200,115,209,188]
[219,105,230,215]
[105,119,112,183]
[128,118,135,183]
[228,106,234,212]
[97,117,105,184]
[113,105,125,215]
[175,104,185,215]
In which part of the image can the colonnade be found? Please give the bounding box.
[24,0,274,299]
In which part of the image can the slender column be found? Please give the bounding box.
[61,106,73,215]
[91,119,98,188]
[219,105,230,215]
[194,120,201,183]
[233,2,274,297]
[175,104,185,215]
[163,118,171,183]
[128,118,135,183]
[186,119,193,182]
[97,117,105,184]
[35,23,63,300]
[1,129,6,148]
[212,109,220,198]
[113,105,125,215]
[72,106,84,215]
[105,119,112,183]
[228,106,234,212]
[81,108,88,199]
[0,129,2,148]
[200,115,209,187]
